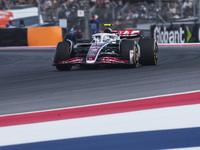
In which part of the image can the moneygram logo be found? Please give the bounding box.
[153,26,185,43]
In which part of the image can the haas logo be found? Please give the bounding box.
[119,30,139,36]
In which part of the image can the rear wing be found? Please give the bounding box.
[102,24,144,39]
[101,29,144,39]
[117,30,143,39]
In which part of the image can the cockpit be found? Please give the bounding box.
[92,33,119,43]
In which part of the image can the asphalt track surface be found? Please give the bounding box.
[0,46,200,115]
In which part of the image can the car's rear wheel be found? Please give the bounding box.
[139,38,158,65]
[55,41,72,71]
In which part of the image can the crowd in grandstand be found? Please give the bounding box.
[0,0,198,26]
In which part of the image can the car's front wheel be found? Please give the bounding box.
[54,41,72,71]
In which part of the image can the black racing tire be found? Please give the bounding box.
[120,39,138,68]
[56,64,72,71]
[120,39,135,60]
[55,41,72,71]
[139,38,158,65]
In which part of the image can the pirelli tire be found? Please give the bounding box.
[120,39,138,68]
[139,38,158,65]
[55,41,72,71]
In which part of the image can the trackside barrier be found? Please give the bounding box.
[27,26,63,46]
[0,26,63,47]
[151,23,200,44]
[0,28,28,46]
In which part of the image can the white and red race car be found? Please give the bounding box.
[53,26,158,71]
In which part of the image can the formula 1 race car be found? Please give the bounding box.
[52,25,158,71]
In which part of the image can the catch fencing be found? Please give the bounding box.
[40,0,200,38]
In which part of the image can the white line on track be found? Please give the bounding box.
[158,43,200,46]
[163,147,200,150]
[0,46,56,50]
[1,90,200,117]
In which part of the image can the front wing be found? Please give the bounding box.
[53,56,130,66]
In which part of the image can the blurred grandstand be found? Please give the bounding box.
[1,0,199,38]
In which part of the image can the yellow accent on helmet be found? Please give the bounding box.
[103,24,113,27]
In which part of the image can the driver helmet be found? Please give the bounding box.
[103,35,110,42]
[104,28,112,33]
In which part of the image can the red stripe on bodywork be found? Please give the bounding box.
[0,92,200,127]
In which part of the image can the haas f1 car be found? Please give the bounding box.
[52,27,158,71]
